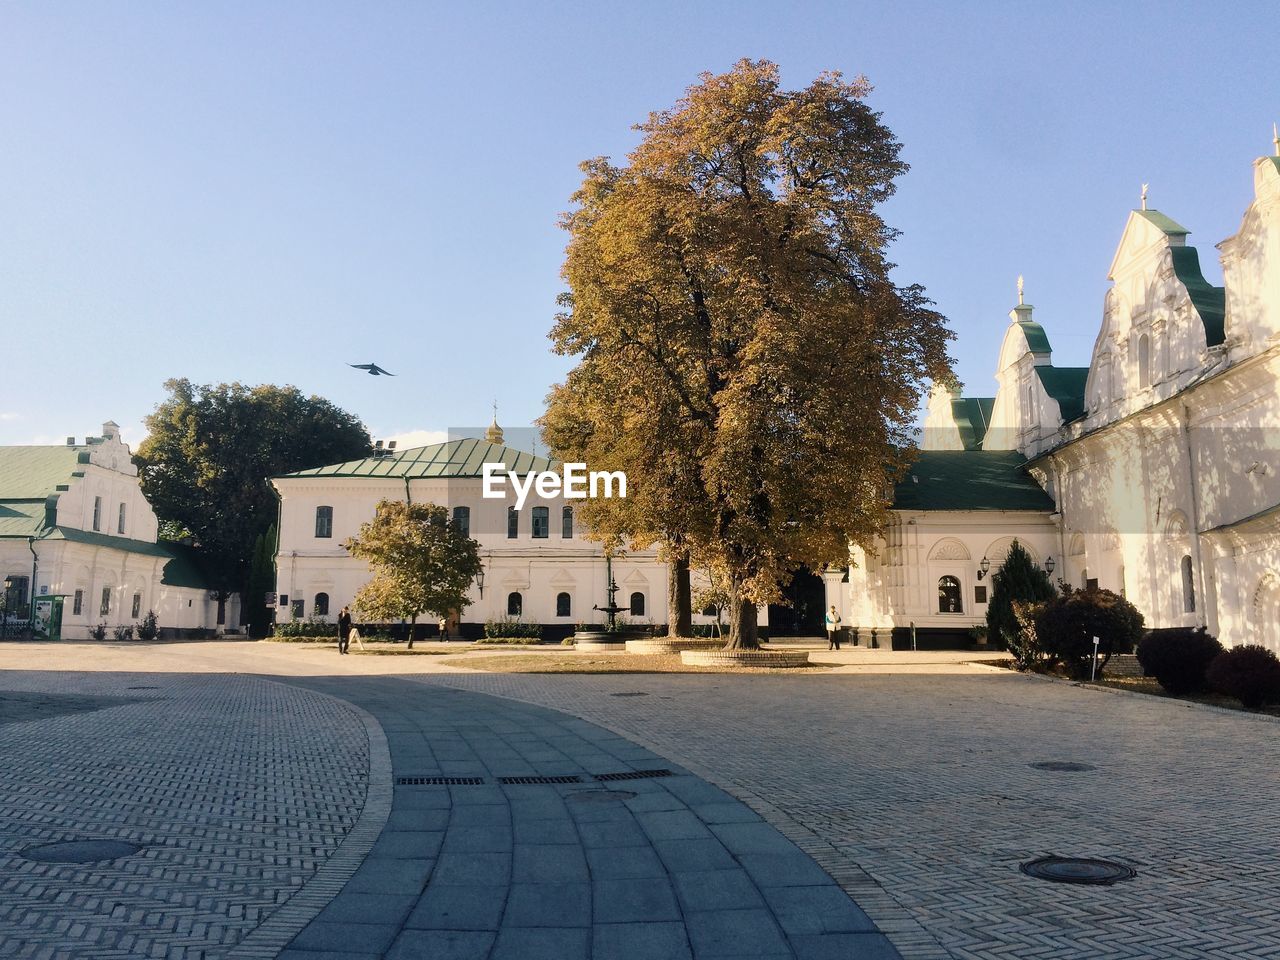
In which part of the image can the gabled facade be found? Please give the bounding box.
[0,422,235,639]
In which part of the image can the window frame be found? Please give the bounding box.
[117,502,127,535]
[100,586,112,617]
[315,505,334,539]
[629,591,645,616]
[937,576,962,614]
[507,506,519,539]
[92,496,102,532]
[314,592,330,616]
[507,591,523,617]
[556,592,571,617]
[562,506,573,539]
[532,506,549,539]
[452,506,470,538]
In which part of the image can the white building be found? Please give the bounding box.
[271,421,667,641]
[840,147,1280,651]
[274,147,1280,653]
[0,423,236,639]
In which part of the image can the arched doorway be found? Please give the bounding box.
[768,568,826,637]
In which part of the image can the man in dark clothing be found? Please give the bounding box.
[337,606,352,654]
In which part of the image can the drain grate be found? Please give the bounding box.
[1021,856,1136,885]
[22,839,143,864]
[498,775,583,785]
[396,776,486,786]
[593,769,674,781]
[610,692,649,697]
[1029,761,1096,772]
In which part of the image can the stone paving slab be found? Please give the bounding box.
[284,677,900,960]
[0,671,373,960]
[421,670,1280,960]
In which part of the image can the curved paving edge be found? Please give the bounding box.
[412,675,945,960]
[226,680,394,960]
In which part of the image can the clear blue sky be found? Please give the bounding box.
[2,2,1276,448]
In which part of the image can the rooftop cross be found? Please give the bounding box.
[1141,182,1149,211]
[1274,122,1279,157]
[1017,274,1024,305]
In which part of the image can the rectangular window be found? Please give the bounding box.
[1085,577,1099,592]
[562,506,573,539]
[73,589,83,616]
[4,576,30,618]
[452,506,470,538]
[532,506,549,539]
[507,506,518,539]
[291,599,304,619]
[315,506,333,539]
[118,503,127,534]
[100,586,112,616]
[132,593,141,618]
[92,496,102,531]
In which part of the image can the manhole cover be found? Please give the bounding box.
[21,839,143,864]
[1029,761,1096,772]
[1020,856,1135,885]
[566,790,637,805]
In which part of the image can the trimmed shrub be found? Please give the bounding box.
[135,610,160,642]
[113,624,134,641]
[1207,645,1280,709]
[275,615,332,638]
[1136,628,1223,695]
[89,622,108,641]
[483,617,542,640]
[1027,586,1145,680]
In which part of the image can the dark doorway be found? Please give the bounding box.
[768,568,826,636]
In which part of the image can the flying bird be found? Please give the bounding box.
[350,363,395,376]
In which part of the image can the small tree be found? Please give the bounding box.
[345,500,482,649]
[986,541,1055,668]
[693,566,733,638]
[1028,587,1145,680]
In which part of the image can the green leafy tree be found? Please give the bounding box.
[986,540,1056,668]
[135,380,372,603]
[542,59,952,649]
[242,525,276,638]
[345,500,483,649]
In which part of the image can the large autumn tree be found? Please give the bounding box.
[135,379,372,600]
[541,60,952,649]
[345,500,482,648]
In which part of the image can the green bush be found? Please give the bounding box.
[1136,627,1223,695]
[135,610,160,642]
[89,622,108,641]
[475,635,543,645]
[1207,645,1280,709]
[113,624,134,641]
[1025,586,1144,680]
[483,617,542,640]
[275,615,334,637]
[987,540,1056,668]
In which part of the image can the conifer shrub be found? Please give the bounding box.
[1136,627,1223,695]
[1207,645,1280,709]
[986,540,1056,669]
[135,610,160,642]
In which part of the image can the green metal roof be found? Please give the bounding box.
[278,437,558,480]
[950,397,994,451]
[1136,209,1190,236]
[0,445,90,500]
[1017,321,1052,355]
[893,451,1054,512]
[0,501,46,538]
[36,528,217,589]
[1169,246,1226,347]
[1034,366,1089,422]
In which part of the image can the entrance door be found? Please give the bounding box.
[767,569,826,636]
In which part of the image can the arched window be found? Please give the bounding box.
[562,506,574,539]
[556,592,571,617]
[314,592,330,616]
[938,576,962,614]
[452,506,470,537]
[1181,555,1196,613]
[315,506,333,539]
[507,591,523,616]
[1137,334,1151,389]
[532,506,549,539]
[630,592,645,616]
[507,506,519,539]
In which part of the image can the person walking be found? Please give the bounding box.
[438,615,450,642]
[825,605,843,650]
[337,606,352,655]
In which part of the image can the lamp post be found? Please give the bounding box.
[475,563,486,598]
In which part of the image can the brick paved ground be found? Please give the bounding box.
[0,671,372,960]
[420,670,1280,960]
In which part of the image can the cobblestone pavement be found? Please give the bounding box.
[419,671,1280,960]
[280,676,899,960]
[0,671,372,960]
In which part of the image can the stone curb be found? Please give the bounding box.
[624,638,721,654]
[223,679,394,959]
[680,649,811,667]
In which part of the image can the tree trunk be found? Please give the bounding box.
[668,552,692,638]
[408,615,416,650]
[724,598,759,650]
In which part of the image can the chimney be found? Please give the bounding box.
[66,437,75,446]
[387,440,397,451]
[101,420,119,439]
